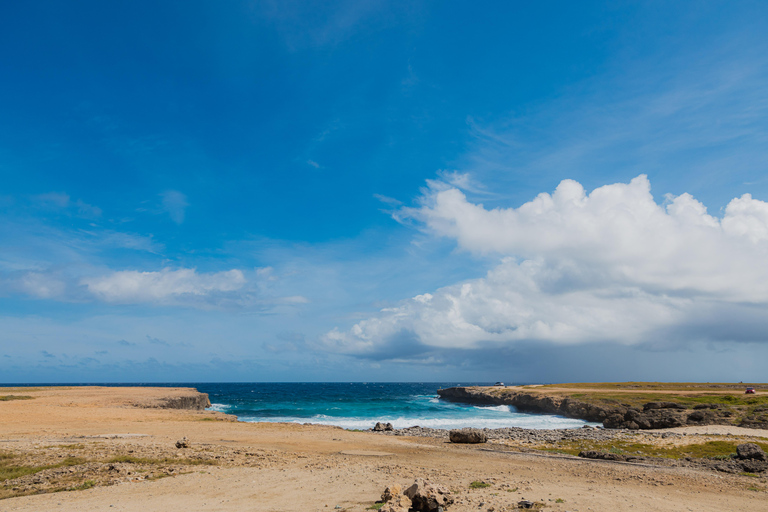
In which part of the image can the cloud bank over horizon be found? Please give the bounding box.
[325,175,768,358]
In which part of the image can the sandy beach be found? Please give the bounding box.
[1,386,767,512]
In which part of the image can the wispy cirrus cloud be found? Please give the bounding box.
[32,192,103,219]
[81,268,245,304]
[258,0,393,51]
[456,24,768,211]
[160,190,188,224]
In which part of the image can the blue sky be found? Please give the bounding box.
[2,1,768,382]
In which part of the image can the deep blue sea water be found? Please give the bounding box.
[196,382,593,430]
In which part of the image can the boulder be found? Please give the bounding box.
[404,479,454,512]
[449,428,487,444]
[381,484,402,502]
[175,437,190,449]
[380,494,412,512]
[373,422,394,432]
[380,483,411,512]
[736,443,768,462]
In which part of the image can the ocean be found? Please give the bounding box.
[194,382,593,430]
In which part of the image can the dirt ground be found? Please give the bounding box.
[1,386,767,512]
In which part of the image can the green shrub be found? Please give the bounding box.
[70,480,96,491]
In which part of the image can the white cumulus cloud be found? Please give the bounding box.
[326,175,768,357]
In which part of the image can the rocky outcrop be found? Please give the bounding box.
[155,393,211,410]
[133,389,211,411]
[737,443,767,462]
[404,479,454,512]
[438,386,610,423]
[379,480,454,512]
[373,422,394,431]
[643,402,687,411]
[436,386,746,430]
[449,428,487,444]
[380,493,412,512]
[380,484,412,512]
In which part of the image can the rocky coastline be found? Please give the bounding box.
[370,425,768,475]
[437,386,764,430]
[153,392,211,410]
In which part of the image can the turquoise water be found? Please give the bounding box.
[196,382,594,430]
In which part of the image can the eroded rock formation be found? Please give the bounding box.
[437,386,755,430]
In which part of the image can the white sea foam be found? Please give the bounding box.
[207,403,231,412]
[237,413,596,430]
[473,404,516,413]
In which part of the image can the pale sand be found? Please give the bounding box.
[662,425,768,438]
[2,386,767,512]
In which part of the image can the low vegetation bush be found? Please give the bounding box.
[541,440,768,460]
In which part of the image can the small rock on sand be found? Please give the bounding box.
[380,484,411,512]
[449,428,487,444]
[404,478,454,512]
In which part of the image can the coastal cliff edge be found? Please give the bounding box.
[437,385,767,430]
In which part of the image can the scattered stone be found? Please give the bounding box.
[404,479,454,512]
[175,437,190,449]
[517,500,534,509]
[736,443,767,462]
[449,428,487,444]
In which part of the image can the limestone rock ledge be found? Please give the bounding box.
[436,386,743,430]
[132,388,211,411]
